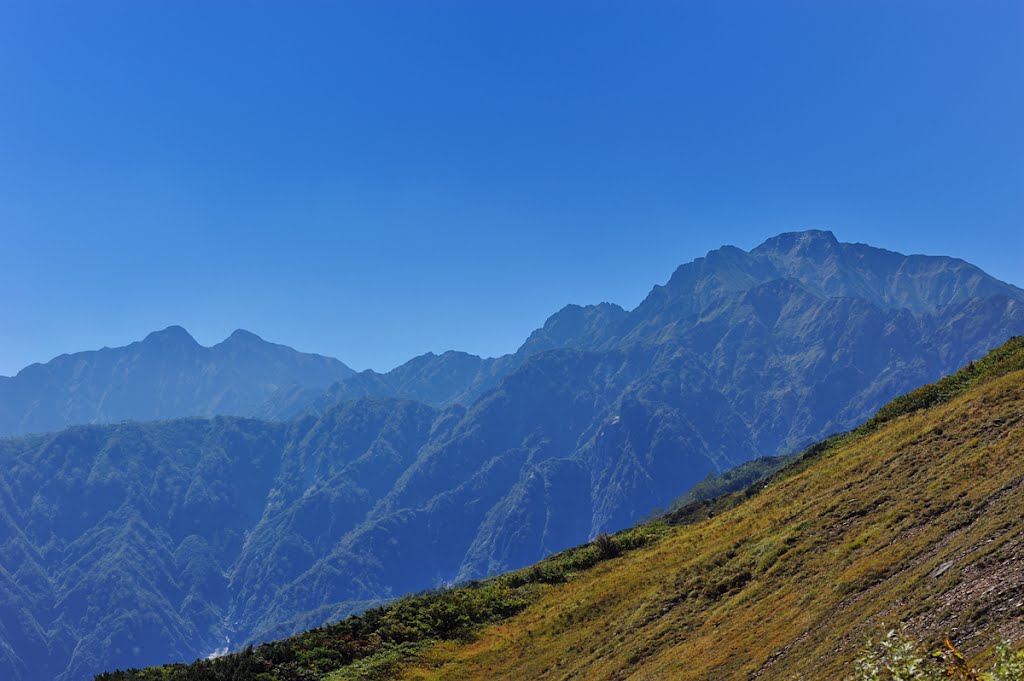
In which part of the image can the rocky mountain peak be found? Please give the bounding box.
[753,229,839,255]
[222,328,266,346]
[141,325,200,347]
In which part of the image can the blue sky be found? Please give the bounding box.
[1,1,1021,375]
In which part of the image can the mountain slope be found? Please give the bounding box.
[96,336,1024,680]
[4,231,1024,680]
[261,302,628,421]
[247,235,1024,623]
[270,278,1023,624]
[0,327,353,436]
[4,231,1022,437]
[398,341,1024,680]
[265,231,1024,434]
[0,398,442,681]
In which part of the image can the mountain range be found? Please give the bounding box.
[96,335,1024,680]
[0,327,354,437]
[2,230,1023,680]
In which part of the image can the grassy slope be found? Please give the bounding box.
[400,343,1024,680]
[97,338,1024,681]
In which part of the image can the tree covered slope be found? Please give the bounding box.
[95,336,1024,680]
[0,398,438,681]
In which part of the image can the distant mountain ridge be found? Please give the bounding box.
[4,230,1021,435]
[263,230,1024,419]
[2,230,1024,680]
[0,327,353,437]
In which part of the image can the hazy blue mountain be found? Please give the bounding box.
[260,305,627,421]
[252,291,1023,626]
[0,327,353,437]
[2,230,1024,681]
[306,351,512,412]
[263,231,1024,418]
[606,229,1024,346]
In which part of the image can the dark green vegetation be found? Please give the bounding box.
[667,454,790,511]
[3,231,1024,680]
[861,333,1024,432]
[0,326,353,437]
[97,337,1024,680]
[0,398,435,681]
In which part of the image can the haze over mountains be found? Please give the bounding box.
[2,230,1024,680]
[0,328,353,437]
[5,231,1022,440]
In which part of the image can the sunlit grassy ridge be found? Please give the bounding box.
[398,338,1024,680]
[97,337,1024,680]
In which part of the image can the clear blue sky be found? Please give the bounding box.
[1,1,1021,375]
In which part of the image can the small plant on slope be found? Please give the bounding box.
[854,629,1024,680]
[592,532,620,559]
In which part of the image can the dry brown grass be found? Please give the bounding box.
[397,369,1024,680]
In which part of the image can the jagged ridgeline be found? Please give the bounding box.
[0,327,355,437]
[3,232,1024,680]
[94,336,1024,680]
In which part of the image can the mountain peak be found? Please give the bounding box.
[753,229,839,255]
[704,244,748,261]
[224,328,265,345]
[142,325,199,346]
